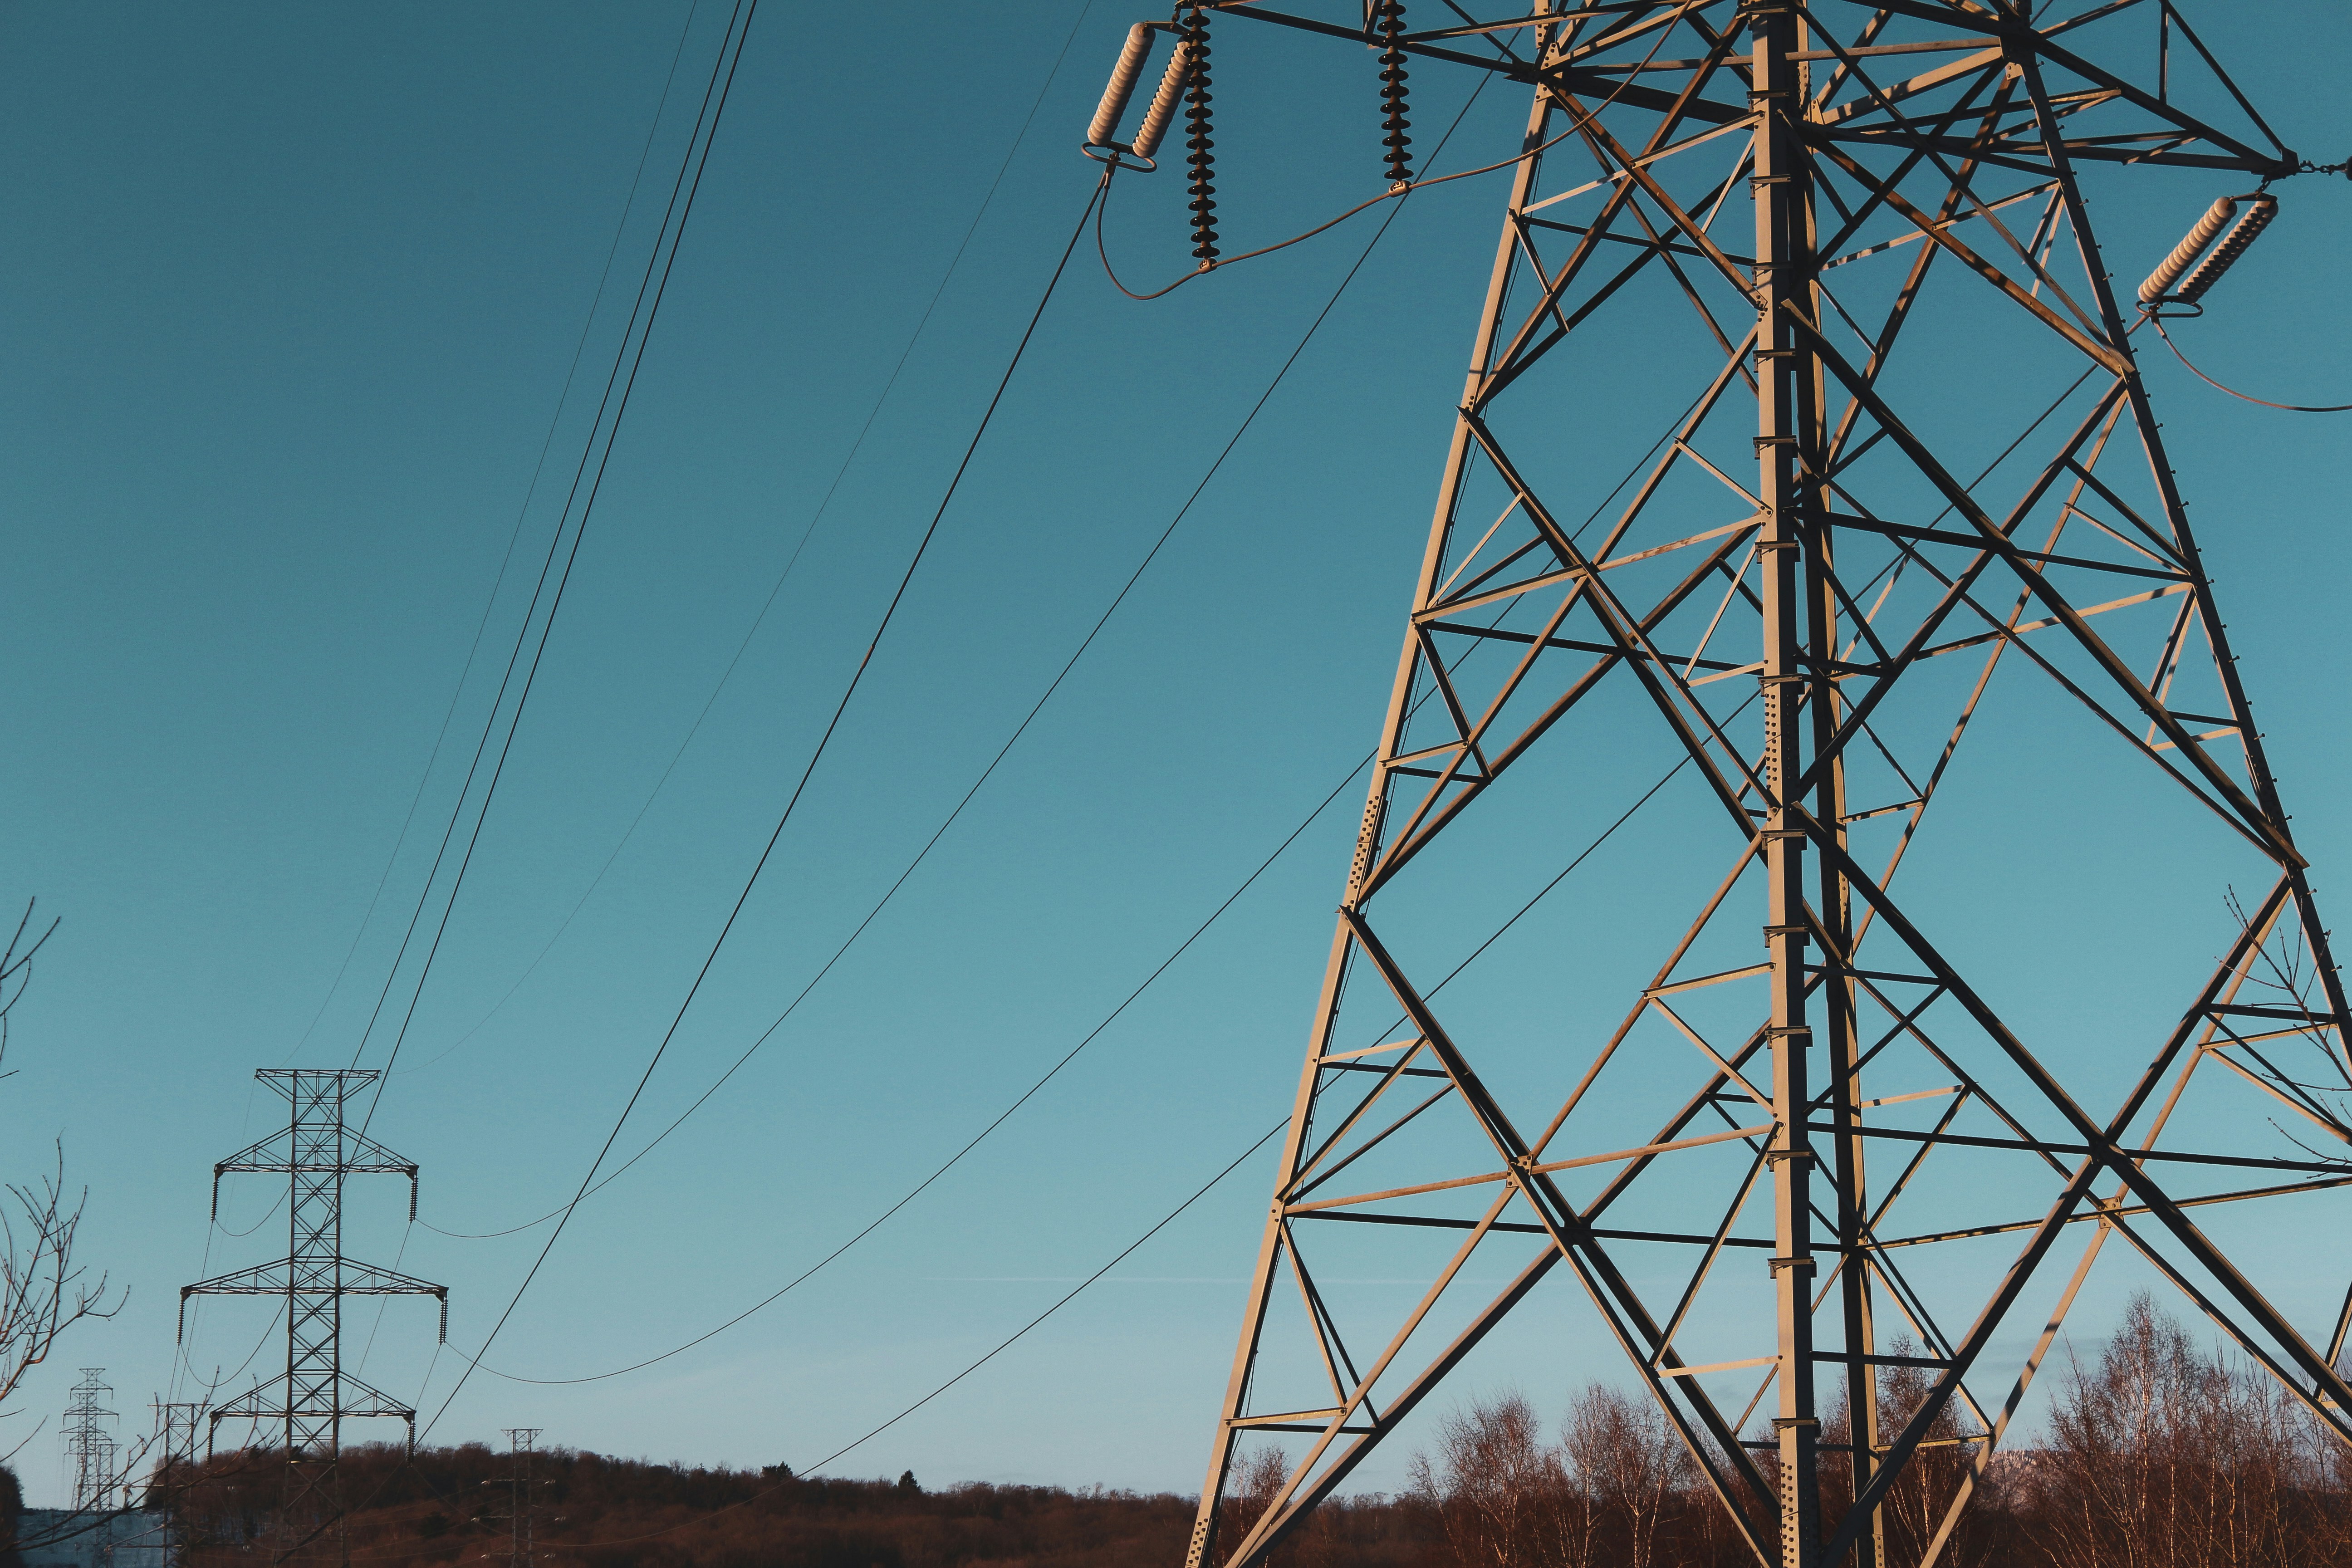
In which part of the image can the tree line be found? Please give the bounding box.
[101,1294,2351,1568]
[1399,1294,2352,1568]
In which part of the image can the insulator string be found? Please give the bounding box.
[1184,5,1218,262]
[1377,0,1413,186]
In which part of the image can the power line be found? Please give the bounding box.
[176,3,709,1401]
[420,60,1498,1252]
[279,0,708,1075]
[777,721,1707,1490]
[2149,314,2352,412]
[416,162,1108,1446]
[389,1121,1286,1561]
[353,0,761,1140]
[432,713,1692,1519]
[794,1120,1284,1475]
[450,747,1370,1382]
[389,0,1101,1086]
[344,0,733,1092]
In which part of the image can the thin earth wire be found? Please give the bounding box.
[441,717,1701,1541]
[446,750,1372,1380]
[446,446,1680,1383]
[444,122,1699,1388]
[789,1121,1285,1475]
[342,0,763,1401]
[210,1188,288,1239]
[352,0,760,1142]
[173,0,709,1402]
[353,1218,423,1378]
[412,169,1108,1448]
[345,0,739,1091]
[789,719,1712,1480]
[418,69,1493,1249]
[279,0,708,1076]
[181,1298,289,1440]
[330,1122,1289,1565]
[392,0,1102,1080]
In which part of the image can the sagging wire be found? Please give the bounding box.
[422,712,1708,1537]
[387,0,1102,1086]
[2136,189,2351,413]
[2147,317,2352,414]
[411,168,1112,1450]
[417,55,1496,1259]
[271,0,708,1078]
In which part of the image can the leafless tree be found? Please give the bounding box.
[1411,1392,1573,1568]
[0,901,127,1472]
[0,899,57,1081]
[0,1156,122,1440]
[1561,1383,1687,1568]
[2027,1292,2330,1568]
[1214,1446,1301,1566]
[1867,1338,1999,1568]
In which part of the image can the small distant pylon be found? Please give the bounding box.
[494,1429,543,1568]
[64,1369,118,1511]
[181,1069,447,1563]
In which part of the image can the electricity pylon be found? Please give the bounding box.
[64,1369,117,1511]
[152,1400,203,1568]
[493,1428,543,1568]
[1145,5,2352,1566]
[184,1069,447,1557]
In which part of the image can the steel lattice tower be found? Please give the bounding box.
[495,1427,543,1568]
[184,1069,446,1549]
[64,1368,117,1512]
[152,1400,202,1568]
[1139,5,2352,1566]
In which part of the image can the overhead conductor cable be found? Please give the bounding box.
[2132,189,2344,412]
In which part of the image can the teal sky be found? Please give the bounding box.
[0,1,2347,1508]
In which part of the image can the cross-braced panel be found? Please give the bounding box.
[186,1069,446,1552]
[1178,5,2347,1566]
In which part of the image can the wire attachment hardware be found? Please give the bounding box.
[1130,32,1194,165]
[1376,1,1412,186]
[1083,23,1158,163]
[1183,6,1218,263]
[2137,193,2276,311]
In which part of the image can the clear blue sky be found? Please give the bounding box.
[0,0,2347,1508]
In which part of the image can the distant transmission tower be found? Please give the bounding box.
[182,1069,447,1556]
[1079,7,2352,1568]
[494,1428,543,1568]
[64,1369,117,1511]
